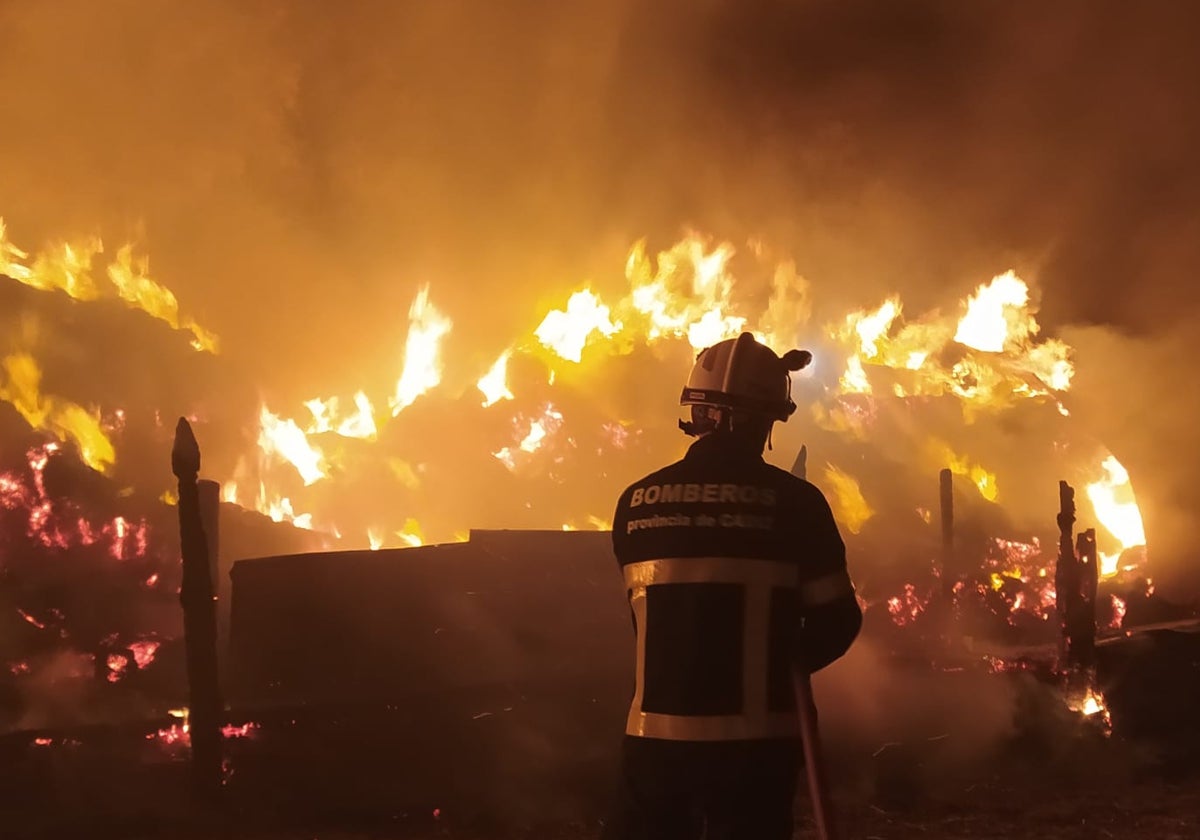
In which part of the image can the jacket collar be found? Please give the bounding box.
[684,432,765,463]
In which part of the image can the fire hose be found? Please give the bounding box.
[789,443,840,837]
[794,670,841,840]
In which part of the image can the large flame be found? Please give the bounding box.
[477,349,515,407]
[390,285,453,415]
[831,270,1073,411]
[0,354,116,474]
[534,290,620,363]
[954,270,1032,352]
[107,245,218,352]
[1,218,217,352]
[822,464,874,535]
[304,391,378,440]
[257,406,326,486]
[0,223,1145,576]
[1086,455,1147,576]
[626,238,746,349]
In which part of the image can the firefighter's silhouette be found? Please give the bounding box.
[604,333,862,840]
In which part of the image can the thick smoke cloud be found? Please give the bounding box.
[2,1,1198,589]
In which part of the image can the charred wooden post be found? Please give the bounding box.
[1070,528,1100,674]
[198,480,220,592]
[940,469,955,598]
[1055,481,1078,669]
[198,478,229,671]
[791,444,808,481]
[171,418,223,801]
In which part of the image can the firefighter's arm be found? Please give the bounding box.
[794,488,862,674]
[611,488,635,633]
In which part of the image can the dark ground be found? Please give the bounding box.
[7,779,1198,839]
[6,616,1198,839]
[5,701,1198,840]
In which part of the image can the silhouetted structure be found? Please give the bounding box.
[172,418,222,800]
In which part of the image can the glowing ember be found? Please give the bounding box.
[390,285,453,415]
[151,722,189,745]
[1067,687,1112,730]
[1110,595,1127,630]
[147,708,261,749]
[106,653,130,683]
[128,640,161,668]
[17,608,46,630]
[0,443,152,560]
[535,290,621,362]
[220,722,260,739]
[494,404,565,471]
[887,583,927,626]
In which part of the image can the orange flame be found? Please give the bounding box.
[257,406,326,486]
[477,349,515,407]
[1,218,217,351]
[0,354,116,473]
[1086,455,1147,576]
[535,290,620,362]
[391,285,452,415]
[822,464,874,535]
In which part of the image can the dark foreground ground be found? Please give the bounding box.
[7,779,1198,840]
[6,629,1199,839]
[5,710,1198,840]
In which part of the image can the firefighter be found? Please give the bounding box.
[603,332,862,840]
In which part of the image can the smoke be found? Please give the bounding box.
[3,2,1199,587]
[812,638,1098,804]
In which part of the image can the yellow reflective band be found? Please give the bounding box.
[623,557,799,589]
[798,570,855,607]
[624,557,801,741]
[626,710,799,741]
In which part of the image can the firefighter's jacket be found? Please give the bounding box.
[612,433,861,741]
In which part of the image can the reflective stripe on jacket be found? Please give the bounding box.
[612,434,857,741]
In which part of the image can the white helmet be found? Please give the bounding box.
[680,332,812,423]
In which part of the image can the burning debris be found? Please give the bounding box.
[0,213,1182,745]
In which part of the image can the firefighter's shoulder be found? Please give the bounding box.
[760,462,835,509]
[616,460,686,507]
